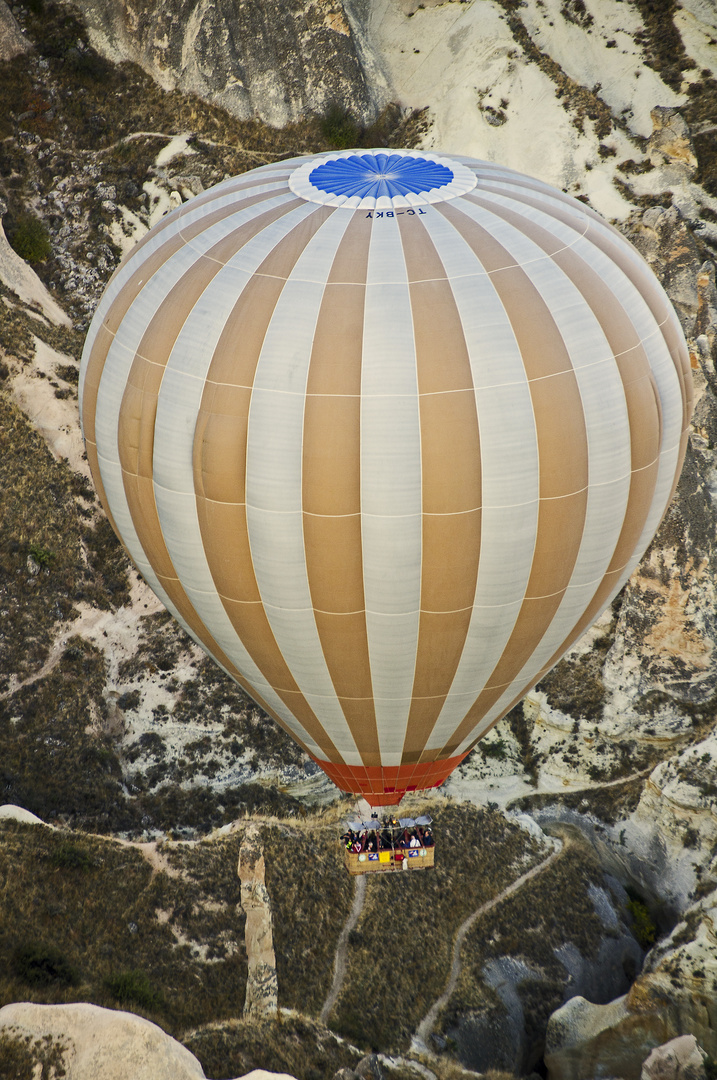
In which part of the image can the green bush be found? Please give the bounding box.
[320,105,360,149]
[627,897,657,948]
[12,943,79,987]
[7,215,52,264]
[105,969,163,1011]
[481,738,507,760]
[27,543,54,568]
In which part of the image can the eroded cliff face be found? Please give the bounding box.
[63,0,385,127]
[545,902,717,1080]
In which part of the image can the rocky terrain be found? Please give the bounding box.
[1,0,717,1078]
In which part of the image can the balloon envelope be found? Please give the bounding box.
[80,149,693,806]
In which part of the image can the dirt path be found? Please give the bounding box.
[320,873,367,1025]
[410,840,564,1054]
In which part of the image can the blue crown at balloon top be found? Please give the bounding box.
[309,153,455,201]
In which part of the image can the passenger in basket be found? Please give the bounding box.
[423,827,434,847]
[400,829,411,849]
[409,832,420,848]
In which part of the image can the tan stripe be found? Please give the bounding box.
[395,215,482,763]
[220,599,342,759]
[116,225,280,691]
[438,199,674,757]
[193,205,345,763]
[82,324,115,448]
[303,392,361,517]
[301,212,379,763]
[81,192,300,448]
[469,193,663,571]
[457,444,667,747]
[434,201,588,761]
[475,183,693,431]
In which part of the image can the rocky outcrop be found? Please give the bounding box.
[0,1002,303,1080]
[0,1002,206,1080]
[623,206,706,332]
[238,825,278,1019]
[0,804,49,826]
[545,900,717,1080]
[641,1034,707,1080]
[601,209,717,715]
[0,0,30,60]
[648,108,698,177]
[603,438,717,712]
[62,0,385,127]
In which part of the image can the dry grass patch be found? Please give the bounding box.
[328,801,546,1051]
[508,775,647,824]
[0,822,249,1034]
[184,1014,362,1080]
[261,821,354,1015]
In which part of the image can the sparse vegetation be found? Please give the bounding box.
[0,1031,68,1080]
[506,703,540,784]
[320,104,361,149]
[105,969,164,1011]
[184,1015,362,1080]
[508,773,648,824]
[0,821,249,1034]
[538,635,612,723]
[632,0,694,91]
[262,820,354,1014]
[12,943,79,989]
[328,802,545,1051]
[0,390,131,682]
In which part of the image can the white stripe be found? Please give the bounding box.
[360,212,422,766]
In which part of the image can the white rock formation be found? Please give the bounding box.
[0,1002,302,1080]
[641,1034,707,1080]
[545,898,717,1080]
[238,825,278,1019]
[63,0,382,127]
[0,1002,207,1080]
[0,804,49,826]
[648,107,699,175]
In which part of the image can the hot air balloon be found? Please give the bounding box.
[79,149,693,807]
